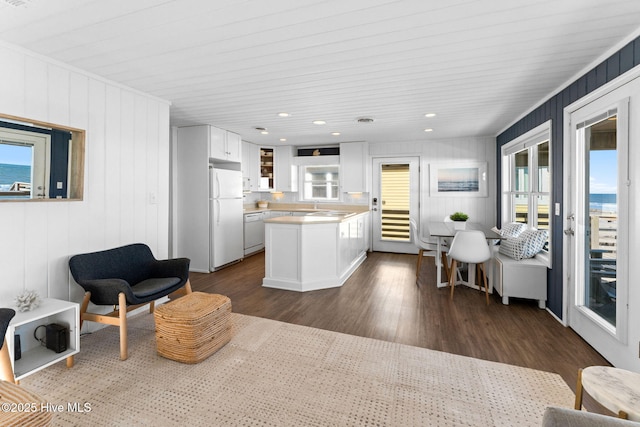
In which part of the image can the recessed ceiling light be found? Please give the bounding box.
[425,113,436,118]
[261,131,269,135]
[331,132,341,136]
[280,138,287,142]
[277,112,290,117]
[312,120,326,125]
[424,128,433,132]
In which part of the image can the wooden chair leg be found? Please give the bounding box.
[416,249,424,278]
[79,292,91,330]
[480,263,489,305]
[449,260,457,300]
[149,301,155,314]
[574,368,584,410]
[118,293,128,361]
[441,252,450,281]
[168,279,193,300]
[0,341,16,384]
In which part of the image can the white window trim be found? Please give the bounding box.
[501,120,552,267]
[297,162,341,202]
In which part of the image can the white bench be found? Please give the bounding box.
[490,251,547,308]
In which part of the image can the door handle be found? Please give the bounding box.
[564,228,574,236]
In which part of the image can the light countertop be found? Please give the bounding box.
[264,210,367,224]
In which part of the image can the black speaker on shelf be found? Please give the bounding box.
[45,324,67,353]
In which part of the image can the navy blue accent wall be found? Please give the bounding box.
[496,36,640,318]
[0,120,71,198]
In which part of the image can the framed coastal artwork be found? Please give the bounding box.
[429,162,488,197]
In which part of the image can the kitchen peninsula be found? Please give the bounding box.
[263,210,369,292]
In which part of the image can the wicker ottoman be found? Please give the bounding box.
[0,380,53,426]
[154,292,232,363]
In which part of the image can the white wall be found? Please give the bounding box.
[0,42,171,307]
[369,136,497,228]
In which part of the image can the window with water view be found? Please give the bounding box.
[0,143,32,199]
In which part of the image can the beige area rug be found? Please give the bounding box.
[22,313,575,426]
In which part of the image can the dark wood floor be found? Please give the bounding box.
[190,250,611,414]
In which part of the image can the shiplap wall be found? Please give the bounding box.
[369,136,496,228]
[497,35,640,320]
[0,42,171,307]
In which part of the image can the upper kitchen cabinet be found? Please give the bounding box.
[209,126,242,163]
[340,141,369,193]
[275,146,298,192]
[241,141,259,192]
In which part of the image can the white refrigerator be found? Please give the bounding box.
[210,167,244,270]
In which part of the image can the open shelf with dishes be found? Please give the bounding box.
[260,147,274,190]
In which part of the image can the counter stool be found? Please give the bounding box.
[575,366,640,421]
[154,292,232,364]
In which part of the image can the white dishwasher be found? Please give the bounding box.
[244,212,265,255]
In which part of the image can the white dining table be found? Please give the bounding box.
[426,221,502,290]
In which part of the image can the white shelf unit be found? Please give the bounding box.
[492,252,547,309]
[5,298,79,381]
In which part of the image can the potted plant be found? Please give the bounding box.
[449,212,469,230]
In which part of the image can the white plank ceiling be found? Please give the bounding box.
[1,0,640,145]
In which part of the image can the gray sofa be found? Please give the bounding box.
[543,407,639,426]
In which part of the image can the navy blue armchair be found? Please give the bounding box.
[69,243,191,360]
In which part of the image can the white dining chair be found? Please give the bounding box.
[447,230,491,304]
[410,218,450,282]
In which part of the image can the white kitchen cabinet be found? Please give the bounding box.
[225,131,242,162]
[340,141,369,193]
[263,212,369,292]
[242,141,259,192]
[275,146,298,192]
[5,298,79,381]
[339,214,366,273]
[210,126,242,162]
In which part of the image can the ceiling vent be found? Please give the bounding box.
[2,0,32,7]
[357,117,374,123]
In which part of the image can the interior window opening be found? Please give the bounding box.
[301,165,339,201]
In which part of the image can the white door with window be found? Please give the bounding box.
[371,157,419,253]
[564,81,633,366]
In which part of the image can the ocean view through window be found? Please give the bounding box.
[0,144,31,199]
